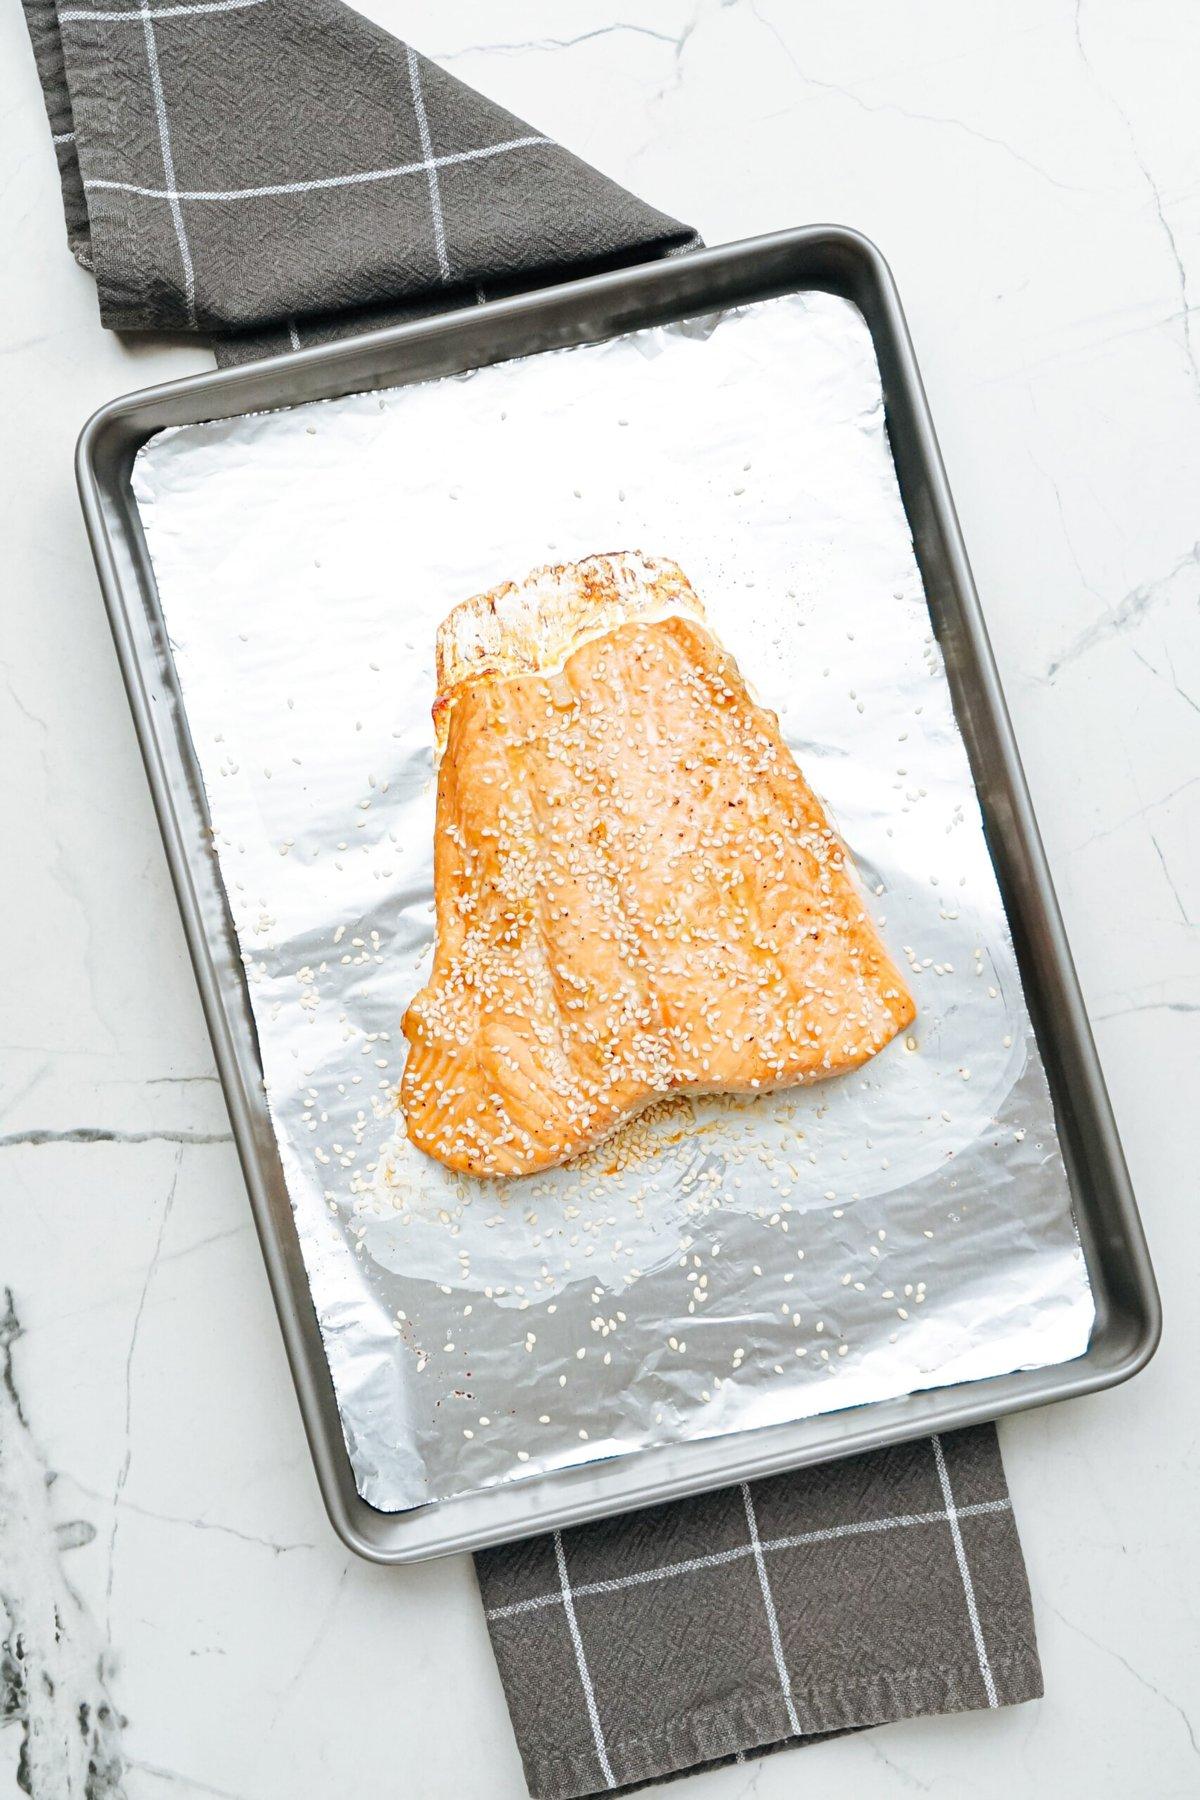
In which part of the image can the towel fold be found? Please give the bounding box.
[21,0,697,360]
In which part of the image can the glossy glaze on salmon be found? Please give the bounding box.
[400,553,916,1177]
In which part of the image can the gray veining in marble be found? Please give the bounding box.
[0,1294,125,1796]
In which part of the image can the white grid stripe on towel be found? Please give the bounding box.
[60,0,267,19]
[137,0,196,325]
[554,1530,616,1791]
[932,1434,999,1707]
[741,1482,802,1738]
[484,1498,1013,1621]
[83,136,553,202]
[405,45,450,283]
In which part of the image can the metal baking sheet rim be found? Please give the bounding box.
[75,226,1161,1565]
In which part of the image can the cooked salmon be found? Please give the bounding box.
[400,552,915,1177]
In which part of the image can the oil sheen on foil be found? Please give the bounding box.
[132,292,1094,1512]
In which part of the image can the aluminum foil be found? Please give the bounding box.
[132,292,1093,1511]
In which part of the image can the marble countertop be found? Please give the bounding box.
[2,2,1197,1795]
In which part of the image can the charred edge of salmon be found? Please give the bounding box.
[431,552,706,754]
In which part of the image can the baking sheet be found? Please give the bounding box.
[132,291,1094,1512]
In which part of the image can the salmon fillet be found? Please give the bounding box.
[400,552,915,1178]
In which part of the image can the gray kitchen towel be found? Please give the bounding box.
[478,1428,1041,1798]
[21,6,1043,1796]
[20,0,697,361]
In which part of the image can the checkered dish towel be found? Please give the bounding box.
[21,0,1043,1792]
